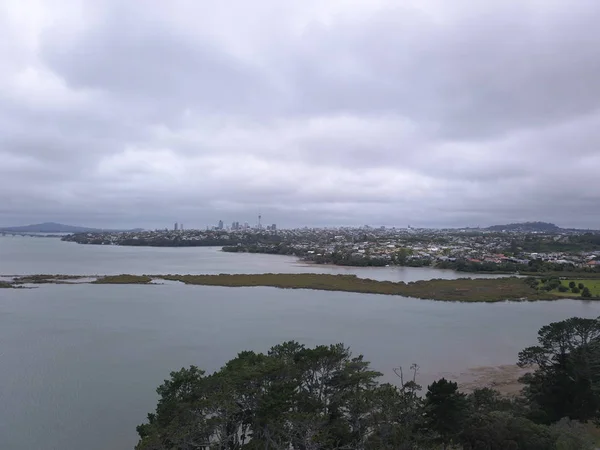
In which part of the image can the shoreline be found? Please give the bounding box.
[452,364,532,396]
[3,273,598,302]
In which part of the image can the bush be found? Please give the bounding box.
[558,285,569,292]
[546,279,561,290]
[578,283,585,290]
[524,277,540,288]
[571,287,581,294]
[550,418,596,450]
[582,287,592,298]
[569,281,576,289]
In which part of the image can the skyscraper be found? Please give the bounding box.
[218,220,224,230]
[174,222,178,231]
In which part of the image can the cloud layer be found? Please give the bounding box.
[2,0,600,228]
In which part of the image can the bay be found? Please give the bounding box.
[1,237,596,450]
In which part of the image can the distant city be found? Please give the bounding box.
[170,214,276,233]
[57,221,600,276]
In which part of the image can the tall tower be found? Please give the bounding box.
[258,213,262,229]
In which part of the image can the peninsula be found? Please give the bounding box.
[4,273,600,302]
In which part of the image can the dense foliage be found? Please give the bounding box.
[518,317,600,424]
[65,232,284,248]
[437,258,600,275]
[511,233,600,253]
[136,317,600,449]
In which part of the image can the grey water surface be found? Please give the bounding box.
[1,237,598,450]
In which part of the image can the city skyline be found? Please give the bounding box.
[163,216,278,232]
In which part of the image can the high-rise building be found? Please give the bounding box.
[218,220,224,230]
[180,224,184,231]
[174,222,178,231]
[271,223,276,231]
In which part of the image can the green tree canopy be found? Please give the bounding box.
[136,342,426,450]
[136,320,600,450]
[518,317,600,423]
[423,378,468,450]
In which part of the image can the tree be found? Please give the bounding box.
[558,285,569,292]
[582,287,592,298]
[518,317,600,423]
[423,378,468,449]
[578,283,585,290]
[135,365,213,450]
[571,287,580,294]
[136,341,396,450]
[543,278,562,291]
[550,418,596,450]
[366,381,427,450]
[394,248,411,265]
[569,281,576,289]
[460,411,554,450]
[136,332,600,450]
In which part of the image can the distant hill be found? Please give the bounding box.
[0,222,142,233]
[486,222,560,232]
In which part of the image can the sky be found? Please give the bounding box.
[2,0,600,229]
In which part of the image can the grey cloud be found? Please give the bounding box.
[1,0,600,229]
[40,7,282,120]
[281,1,600,138]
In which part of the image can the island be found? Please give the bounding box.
[4,273,600,302]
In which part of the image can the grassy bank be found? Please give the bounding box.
[158,273,555,302]
[11,274,85,284]
[93,275,153,284]
[521,271,600,279]
[549,279,600,298]
[0,280,13,288]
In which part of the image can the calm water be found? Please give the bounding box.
[0,235,504,281]
[1,237,598,450]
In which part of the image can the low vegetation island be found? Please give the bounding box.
[91,274,153,284]
[3,273,600,302]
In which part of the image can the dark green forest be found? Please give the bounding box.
[136,317,600,449]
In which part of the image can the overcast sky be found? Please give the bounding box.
[2,0,600,229]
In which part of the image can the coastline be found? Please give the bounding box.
[4,273,597,302]
[453,364,532,396]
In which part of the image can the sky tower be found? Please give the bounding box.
[258,213,262,229]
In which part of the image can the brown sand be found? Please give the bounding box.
[441,364,534,396]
